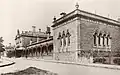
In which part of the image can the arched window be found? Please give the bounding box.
[66,29,71,46]
[93,32,97,46]
[62,31,66,46]
[98,33,102,46]
[103,34,106,46]
[57,32,62,47]
[107,34,110,46]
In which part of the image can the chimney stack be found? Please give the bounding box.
[32,26,36,32]
[46,27,51,39]
[39,29,41,32]
[60,12,66,17]
[46,27,51,34]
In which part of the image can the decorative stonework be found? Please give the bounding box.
[93,30,112,50]
[57,29,71,52]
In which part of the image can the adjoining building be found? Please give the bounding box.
[15,26,52,57]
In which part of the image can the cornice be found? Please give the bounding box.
[52,9,120,28]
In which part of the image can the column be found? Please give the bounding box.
[61,38,64,52]
[100,36,103,47]
[109,38,111,49]
[66,37,68,52]
[105,37,107,51]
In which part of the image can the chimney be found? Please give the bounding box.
[46,27,51,34]
[60,12,66,17]
[53,16,56,21]
[39,29,41,32]
[32,26,36,32]
[46,27,51,39]
[118,18,120,22]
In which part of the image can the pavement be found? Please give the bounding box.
[1,57,120,75]
[0,57,15,67]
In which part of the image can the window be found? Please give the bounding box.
[62,31,66,46]
[93,30,112,48]
[107,34,111,46]
[66,29,71,46]
[93,32,97,46]
[103,34,106,46]
[57,32,62,47]
[98,33,102,46]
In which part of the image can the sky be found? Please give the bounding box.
[0,0,120,46]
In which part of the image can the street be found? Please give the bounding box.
[1,58,120,75]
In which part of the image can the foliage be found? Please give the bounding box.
[113,58,120,65]
[93,57,106,64]
[6,51,15,58]
[0,37,4,52]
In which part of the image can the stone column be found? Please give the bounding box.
[109,38,111,49]
[61,38,63,52]
[105,37,107,51]
[66,37,68,52]
[100,36,103,47]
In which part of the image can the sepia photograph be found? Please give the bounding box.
[0,0,120,75]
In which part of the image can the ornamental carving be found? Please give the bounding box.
[57,29,71,52]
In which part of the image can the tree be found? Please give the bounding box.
[0,37,5,52]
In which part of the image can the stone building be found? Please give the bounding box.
[15,26,50,57]
[15,4,120,64]
[26,36,53,59]
[22,26,53,59]
[15,26,47,49]
[52,3,120,63]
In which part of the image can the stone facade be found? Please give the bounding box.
[79,17,120,52]
[14,26,52,57]
[52,6,120,63]
[15,26,48,49]
[52,18,78,62]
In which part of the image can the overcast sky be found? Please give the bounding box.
[0,0,120,46]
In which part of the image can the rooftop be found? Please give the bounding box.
[52,4,120,27]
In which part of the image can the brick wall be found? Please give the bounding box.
[79,18,120,52]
